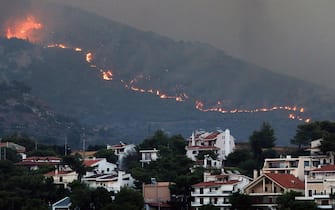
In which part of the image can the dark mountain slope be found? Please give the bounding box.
[1,2,335,145]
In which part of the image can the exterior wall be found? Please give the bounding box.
[263,155,334,181]
[140,149,159,166]
[52,172,77,187]
[186,129,236,162]
[87,159,117,175]
[143,182,171,204]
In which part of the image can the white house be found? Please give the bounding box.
[83,158,117,176]
[140,148,159,167]
[82,170,135,196]
[107,142,136,169]
[44,169,77,188]
[186,129,236,162]
[191,171,251,210]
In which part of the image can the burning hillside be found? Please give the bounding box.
[4,15,42,43]
[0,11,313,124]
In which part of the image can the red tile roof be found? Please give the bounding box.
[187,146,219,150]
[192,180,239,187]
[44,170,75,176]
[313,165,335,172]
[265,173,304,189]
[83,159,100,166]
[25,156,61,161]
[204,132,220,140]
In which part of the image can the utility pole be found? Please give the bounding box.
[64,135,68,156]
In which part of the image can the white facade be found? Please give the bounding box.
[186,129,236,162]
[140,148,159,167]
[45,170,78,188]
[191,171,251,210]
[83,158,117,176]
[83,171,135,195]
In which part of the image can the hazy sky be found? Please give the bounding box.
[46,0,335,89]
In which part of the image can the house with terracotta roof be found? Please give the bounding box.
[82,170,134,196]
[83,158,117,176]
[16,156,62,170]
[191,171,251,210]
[44,169,77,188]
[186,129,235,163]
[244,173,305,210]
[0,141,26,159]
[295,164,335,209]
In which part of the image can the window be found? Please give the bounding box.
[321,200,329,205]
[59,176,63,182]
[274,187,277,193]
[265,187,268,192]
[304,161,309,167]
[107,168,110,172]
[200,188,203,194]
[200,198,203,204]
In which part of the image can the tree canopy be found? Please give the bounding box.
[249,122,276,168]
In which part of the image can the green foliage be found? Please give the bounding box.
[249,122,276,168]
[199,204,220,210]
[277,191,318,210]
[108,187,144,210]
[291,121,335,153]
[229,191,253,210]
[63,154,92,182]
[0,160,67,210]
[197,150,218,160]
[87,144,106,151]
[2,133,36,152]
[94,148,118,163]
[291,122,323,149]
[225,149,252,166]
[138,130,169,150]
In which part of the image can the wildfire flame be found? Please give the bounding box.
[6,15,42,42]
[10,13,309,123]
[102,70,113,80]
[86,52,93,63]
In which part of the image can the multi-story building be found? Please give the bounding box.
[191,171,251,210]
[244,173,304,210]
[262,154,334,181]
[186,129,235,162]
[296,164,335,209]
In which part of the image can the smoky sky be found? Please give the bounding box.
[6,0,335,89]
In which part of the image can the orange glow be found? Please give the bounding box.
[6,16,42,42]
[39,33,313,123]
[47,43,83,52]
[102,71,113,80]
[195,100,311,122]
[86,52,93,63]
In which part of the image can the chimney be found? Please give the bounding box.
[253,169,259,179]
